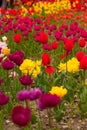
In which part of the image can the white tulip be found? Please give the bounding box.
[2,36,7,42]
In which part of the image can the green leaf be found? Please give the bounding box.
[31,113,37,124]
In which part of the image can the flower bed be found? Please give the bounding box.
[0,2,87,130]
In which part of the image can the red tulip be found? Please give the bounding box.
[76,51,84,61]
[64,39,74,51]
[39,32,48,44]
[80,55,87,70]
[42,52,50,66]
[79,38,86,47]
[45,66,56,74]
[51,41,58,49]
[14,34,21,43]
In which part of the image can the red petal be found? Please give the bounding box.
[45,66,56,74]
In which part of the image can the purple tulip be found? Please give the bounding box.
[16,90,30,101]
[59,26,64,32]
[8,50,24,66]
[70,23,76,31]
[37,93,61,110]
[49,24,57,31]
[17,88,42,101]
[48,31,52,35]
[35,18,42,24]
[0,91,9,105]
[20,25,26,31]
[81,29,87,38]
[42,44,52,51]
[54,30,62,41]
[23,31,29,36]
[35,36,40,42]
[66,30,72,37]
[28,88,42,100]
[19,75,33,86]
[28,28,32,32]
[13,54,23,66]
[8,54,23,66]
[14,50,24,58]
[1,59,14,70]
[34,25,41,31]
[72,36,78,43]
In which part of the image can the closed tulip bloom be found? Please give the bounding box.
[48,31,52,36]
[8,50,24,63]
[19,75,33,86]
[66,30,72,37]
[28,88,42,100]
[37,93,61,110]
[51,41,58,49]
[42,44,52,51]
[34,25,41,31]
[14,34,21,43]
[1,59,14,70]
[17,88,42,101]
[42,52,50,66]
[8,53,23,66]
[64,39,74,51]
[49,24,57,31]
[11,106,31,127]
[14,50,24,58]
[54,30,62,41]
[39,32,48,44]
[76,51,85,61]
[45,66,56,74]
[12,54,23,66]
[16,90,30,101]
[0,91,9,105]
[80,55,87,70]
[79,38,86,47]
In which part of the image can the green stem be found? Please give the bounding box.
[84,70,86,85]
[35,101,42,129]
[23,122,31,130]
[0,110,4,130]
[65,53,68,78]
[47,109,53,128]
[79,70,83,86]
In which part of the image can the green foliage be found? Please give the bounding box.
[53,71,66,86]
[0,111,4,130]
[31,112,37,124]
[79,86,87,118]
[53,101,65,121]
[63,73,78,102]
[37,120,42,130]
[35,67,51,92]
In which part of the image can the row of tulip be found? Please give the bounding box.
[1,0,87,17]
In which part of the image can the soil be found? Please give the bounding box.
[3,101,87,130]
